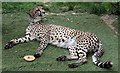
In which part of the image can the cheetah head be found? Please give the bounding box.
[26,6,46,22]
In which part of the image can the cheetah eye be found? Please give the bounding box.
[36,9,40,11]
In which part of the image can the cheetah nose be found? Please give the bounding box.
[39,13,42,16]
[43,12,45,14]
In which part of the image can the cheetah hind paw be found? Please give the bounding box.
[56,56,68,61]
[68,63,79,68]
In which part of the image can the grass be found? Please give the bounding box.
[111,20,118,32]
[2,12,118,71]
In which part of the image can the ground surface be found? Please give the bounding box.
[2,13,118,71]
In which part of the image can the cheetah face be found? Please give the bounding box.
[26,6,46,20]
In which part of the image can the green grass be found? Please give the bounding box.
[2,13,118,71]
[111,20,118,32]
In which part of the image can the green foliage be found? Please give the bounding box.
[2,2,48,13]
[89,3,106,15]
[112,20,119,32]
[65,2,75,10]
[102,2,119,14]
[2,2,119,15]
[73,3,91,13]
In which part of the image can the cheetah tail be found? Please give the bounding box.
[96,61,113,68]
[92,43,113,68]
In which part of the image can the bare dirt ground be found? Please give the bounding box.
[100,14,119,36]
[46,11,88,15]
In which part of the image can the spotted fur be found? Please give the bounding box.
[5,6,113,68]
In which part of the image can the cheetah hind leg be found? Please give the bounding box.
[68,56,87,68]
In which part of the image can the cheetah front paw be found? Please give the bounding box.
[34,53,41,58]
[5,41,15,49]
[56,56,67,61]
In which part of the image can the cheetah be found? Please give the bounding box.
[5,6,113,68]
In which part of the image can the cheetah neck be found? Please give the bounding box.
[29,18,44,25]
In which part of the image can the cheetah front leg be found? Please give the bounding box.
[5,35,34,49]
[56,55,78,61]
[34,36,49,58]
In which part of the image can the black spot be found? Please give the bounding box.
[58,39,61,42]
[16,40,18,43]
[96,39,100,43]
[28,38,30,40]
[24,40,27,42]
[82,49,87,53]
[39,37,41,39]
[62,39,65,42]
[65,36,67,38]
[26,33,30,35]
[97,45,99,48]
[37,34,39,36]
[56,38,58,40]
[80,46,83,48]
[19,40,21,42]
[25,37,27,39]
[51,37,53,40]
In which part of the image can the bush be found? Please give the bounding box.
[2,2,48,13]
[2,2,119,15]
[102,2,119,15]
[89,3,107,15]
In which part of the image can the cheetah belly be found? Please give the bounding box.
[50,38,77,48]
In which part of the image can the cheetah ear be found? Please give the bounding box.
[26,11,30,15]
[26,11,33,18]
